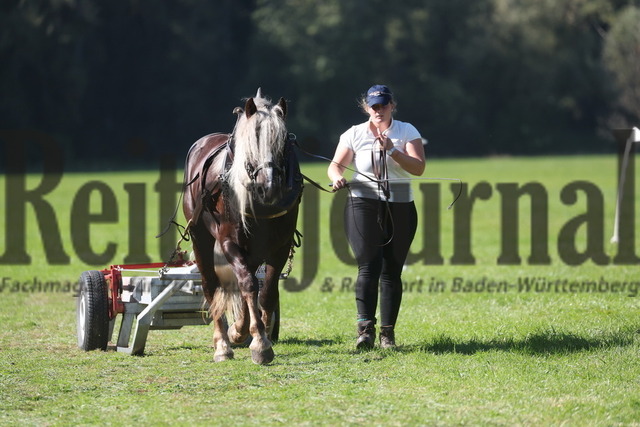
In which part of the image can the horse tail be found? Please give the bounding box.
[208,242,242,321]
[209,283,242,323]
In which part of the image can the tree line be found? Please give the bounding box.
[1,0,639,167]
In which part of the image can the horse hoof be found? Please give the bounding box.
[214,350,234,362]
[251,347,275,365]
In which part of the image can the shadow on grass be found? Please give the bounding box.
[277,337,340,347]
[411,326,638,356]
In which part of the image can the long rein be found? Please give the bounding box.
[290,133,463,210]
[157,131,463,265]
[291,133,463,247]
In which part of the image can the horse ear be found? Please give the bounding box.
[245,98,257,118]
[276,97,287,119]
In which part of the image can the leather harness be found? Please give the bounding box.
[192,133,303,226]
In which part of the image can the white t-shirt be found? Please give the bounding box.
[338,119,421,202]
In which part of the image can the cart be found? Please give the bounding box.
[76,259,277,355]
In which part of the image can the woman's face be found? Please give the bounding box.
[367,102,394,127]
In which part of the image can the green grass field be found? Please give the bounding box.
[1,155,639,425]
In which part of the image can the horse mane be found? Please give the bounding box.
[227,90,288,228]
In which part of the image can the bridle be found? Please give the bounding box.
[245,160,285,183]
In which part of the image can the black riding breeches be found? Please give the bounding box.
[344,196,418,327]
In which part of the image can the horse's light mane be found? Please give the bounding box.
[227,93,287,228]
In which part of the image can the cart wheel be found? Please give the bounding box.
[76,270,109,351]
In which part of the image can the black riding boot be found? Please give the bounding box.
[379,325,396,349]
[356,320,376,349]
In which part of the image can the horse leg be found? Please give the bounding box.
[191,223,234,362]
[259,266,280,339]
[244,284,274,365]
[261,243,290,340]
[259,274,279,340]
[212,315,233,362]
[213,241,250,346]
[222,240,273,365]
[227,298,250,345]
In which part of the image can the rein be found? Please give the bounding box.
[291,135,463,209]
[371,132,391,200]
[370,132,393,244]
[292,134,464,248]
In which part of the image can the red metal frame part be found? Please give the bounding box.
[102,266,123,320]
[101,261,193,320]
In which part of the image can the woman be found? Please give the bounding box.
[327,84,425,349]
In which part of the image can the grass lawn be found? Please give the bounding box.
[0,155,638,425]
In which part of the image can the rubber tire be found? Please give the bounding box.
[76,270,109,351]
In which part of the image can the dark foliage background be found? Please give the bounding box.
[1,0,639,168]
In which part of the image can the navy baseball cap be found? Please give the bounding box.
[366,85,393,107]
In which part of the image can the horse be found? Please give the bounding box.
[182,89,302,364]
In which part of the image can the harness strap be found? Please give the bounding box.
[192,137,233,225]
[281,229,303,279]
[156,138,222,238]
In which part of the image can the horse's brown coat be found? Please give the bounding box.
[182,91,301,364]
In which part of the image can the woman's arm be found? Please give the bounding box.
[384,137,425,176]
[327,145,354,190]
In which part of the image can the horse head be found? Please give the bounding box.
[228,90,291,220]
[242,95,288,205]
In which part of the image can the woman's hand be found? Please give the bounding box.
[331,176,348,191]
[327,145,354,190]
[377,135,393,151]
[387,138,426,176]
